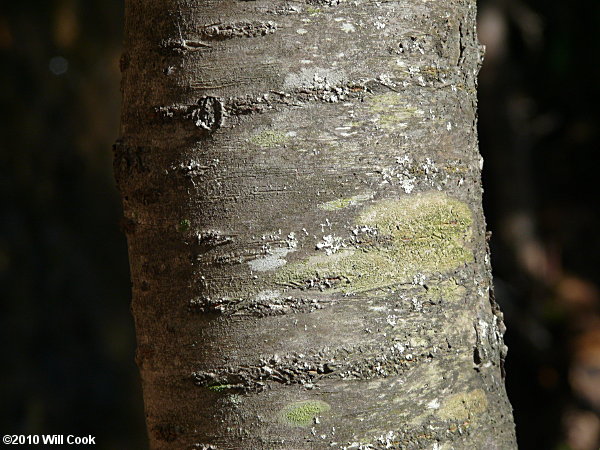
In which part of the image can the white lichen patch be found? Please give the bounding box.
[248,247,294,272]
[427,398,441,409]
[341,23,356,33]
[379,156,464,193]
[399,175,416,193]
[316,235,345,255]
[376,431,396,448]
[254,290,281,302]
[373,19,386,29]
[287,232,298,249]
[411,297,423,312]
[283,67,347,90]
[386,315,399,327]
[352,225,378,237]
[377,73,397,89]
[477,319,489,340]
[392,342,405,354]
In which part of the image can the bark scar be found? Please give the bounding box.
[191,96,224,132]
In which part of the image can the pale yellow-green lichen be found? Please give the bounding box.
[250,130,289,148]
[318,193,373,211]
[425,279,466,303]
[278,400,331,427]
[442,163,469,174]
[438,389,488,421]
[277,192,473,294]
[368,93,424,130]
[418,66,452,82]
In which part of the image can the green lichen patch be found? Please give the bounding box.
[277,192,473,294]
[178,219,191,232]
[318,193,373,211]
[368,93,424,130]
[438,389,488,421]
[250,130,289,148]
[423,279,466,303]
[278,400,331,427]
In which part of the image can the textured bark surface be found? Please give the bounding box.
[116,0,517,448]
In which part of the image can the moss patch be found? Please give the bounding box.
[438,389,488,421]
[250,130,289,148]
[277,192,473,293]
[278,400,331,427]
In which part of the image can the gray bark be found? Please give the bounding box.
[116,0,517,448]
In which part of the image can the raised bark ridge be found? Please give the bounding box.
[117,0,517,448]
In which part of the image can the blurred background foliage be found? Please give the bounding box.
[0,0,146,448]
[478,0,600,448]
[0,0,598,448]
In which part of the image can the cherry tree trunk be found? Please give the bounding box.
[116,0,517,448]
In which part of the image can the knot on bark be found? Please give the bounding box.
[191,96,223,132]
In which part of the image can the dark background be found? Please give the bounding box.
[1,0,598,448]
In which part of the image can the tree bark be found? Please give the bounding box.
[116,0,517,448]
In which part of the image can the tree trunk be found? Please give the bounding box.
[116,0,517,448]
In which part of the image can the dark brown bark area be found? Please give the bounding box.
[116,0,516,448]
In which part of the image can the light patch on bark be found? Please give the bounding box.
[283,67,347,90]
[437,389,489,421]
[249,129,290,148]
[368,92,425,130]
[276,192,473,293]
[318,193,374,211]
[248,247,295,272]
